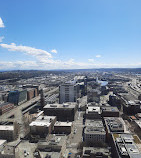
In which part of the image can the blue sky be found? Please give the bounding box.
[0,0,141,70]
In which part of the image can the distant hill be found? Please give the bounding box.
[0,68,141,80]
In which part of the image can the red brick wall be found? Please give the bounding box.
[27,89,35,100]
[0,103,14,115]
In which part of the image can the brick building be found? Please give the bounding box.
[0,102,14,115]
[44,103,77,121]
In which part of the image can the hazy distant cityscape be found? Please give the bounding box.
[0,69,141,158]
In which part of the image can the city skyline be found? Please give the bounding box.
[0,0,141,70]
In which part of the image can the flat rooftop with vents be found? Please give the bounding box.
[112,133,141,158]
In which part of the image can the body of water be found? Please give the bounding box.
[97,80,108,86]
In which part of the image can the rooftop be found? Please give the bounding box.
[74,76,85,81]
[86,106,101,114]
[38,134,67,148]
[61,80,76,86]
[54,121,72,127]
[85,119,103,128]
[136,113,141,119]
[85,126,105,134]
[29,121,50,127]
[119,93,139,104]
[26,88,35,91]
[36,116,56,121]
[1,146,15,156]
[84,119,105,134]
[0,102,13,108]
[9,89,27,93]
[30,116,56,127]
[114,134,141,158]
[40,152,60,158]
[101,106,119,112]
[0,140,6,146]
[0,125,14,131]
[83,147,111,157]
[44,103,76,109]
[104,117,124,132]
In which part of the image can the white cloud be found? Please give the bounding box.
[0,42,141,70]
[0,42,61,68]
[67,58,75,64]
[0,36,4,42]
[0,59,141,70]
[0,61,39,70]
[88,59,94,62]
[96,55,101,58]
[0,18,5,28]
[0,43,52,58]
[51,49,57,53]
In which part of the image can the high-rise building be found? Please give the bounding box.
[8,90,27,105]
[59,81,79,104]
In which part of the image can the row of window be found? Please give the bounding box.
[85,137,105,141]
[85,134,105,139]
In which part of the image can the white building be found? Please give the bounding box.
[29,116,56,136]
[59,81,79,104]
